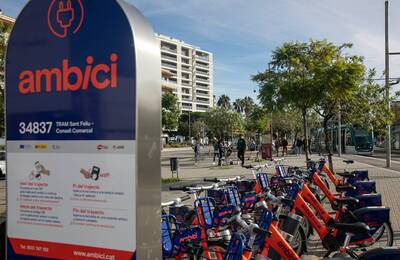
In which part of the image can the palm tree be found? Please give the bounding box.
[242,96,255,117]
[217,94,231,109]
[233,98,244,113]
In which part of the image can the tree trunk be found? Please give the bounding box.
[323,118,334,171]
[302,110,309,161]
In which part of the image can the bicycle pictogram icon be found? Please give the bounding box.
[47,0,84,39]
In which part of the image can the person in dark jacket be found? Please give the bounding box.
[295,137,303,156]
[218,138,224,166]
[237,135,246,167]
[281,137,288,156]
[212,138,219,165]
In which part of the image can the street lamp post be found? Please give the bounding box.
[385,0,391,167]
[384,0,400,167]
[188,111,191,143]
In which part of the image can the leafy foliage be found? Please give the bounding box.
[246,106,269,134]
[0,21,13,136]
[162,93,180,132]
[217,94,232,109]
[205,107,244,138]
[342,69,395,135]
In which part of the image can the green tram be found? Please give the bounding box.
[314,125,374,155]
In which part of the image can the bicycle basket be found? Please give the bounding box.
[240,192,257,212]
[255,209,273,247]
[225,186,241,206]
[207,189,228,205]
[169,205,196,226]
[162,215,178,258]
[236,180,256,193]
[225,233,246,260]
[256,173,269,192]
[195,197,215,229]
[276,165,288,177]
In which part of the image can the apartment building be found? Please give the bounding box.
[157,33,214,112]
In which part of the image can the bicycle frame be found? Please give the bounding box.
[260,221,300,260]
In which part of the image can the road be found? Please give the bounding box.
[342,150,400,172]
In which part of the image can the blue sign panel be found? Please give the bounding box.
[6,0,136,141]
[6,0,141,259]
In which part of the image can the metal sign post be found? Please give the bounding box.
[6,0,161,259]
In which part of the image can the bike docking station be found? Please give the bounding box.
[5,0,161,259]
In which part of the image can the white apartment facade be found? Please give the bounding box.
[157,33,214,112]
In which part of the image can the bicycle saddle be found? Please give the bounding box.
[335,197,359,207]
[336,184,356,193]
[336,171,355,178]
[331,222,369,234]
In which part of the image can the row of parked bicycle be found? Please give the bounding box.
[161,158,400,259]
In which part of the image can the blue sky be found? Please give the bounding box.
[2,0,400,101]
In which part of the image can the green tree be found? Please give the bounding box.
[242,96,255,118]
[253,40,327,160]
[312,42,365,169]
[0,21,13,136]
[246,107,269,134]
[233,98,244,113]
[217,94,232,110]
[162,93,180,132]
[205,107,244,138]
[271,109,303,140]
[192,120,207,139]
[342,69,396,135]
[177,112,206,138]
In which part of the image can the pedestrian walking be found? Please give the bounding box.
[308,138,312,155]
[237,134,246,167]
[218,138,224,166]
[193,139,201,164]
[282,137,288,156]
[274,138,280,157]
[295,137,303,156]
[302,137,307,155]
[212,138,219,165]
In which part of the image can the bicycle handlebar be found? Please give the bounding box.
[203,176,243,183]
[226,207,270,236]
[169,183,220,192]
[161,194,192,207]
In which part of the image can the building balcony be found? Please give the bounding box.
[195,63,210,69]
[161,46,177,54]
[181,67,192,72]
[196,84,209,90]
[196,106,209,112]
[161,63,178,70]
[195,70,209,76]
[196,99,210,104]
[181,104,193,110]
[162,80,177,93]
[195,77,209,83]
[196,92,210,98]
[196,55,209,62]
[182,81,192,86]
[161,54,177,62]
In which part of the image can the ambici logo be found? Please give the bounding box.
[18,54,118,94]
[48,0,84,39]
